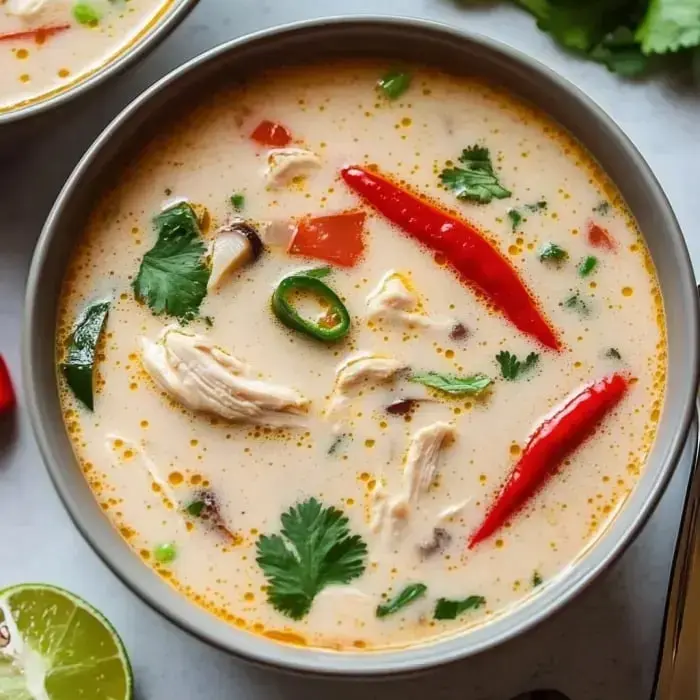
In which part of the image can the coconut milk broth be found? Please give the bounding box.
[0,0,170,112]
[57,62,665,650]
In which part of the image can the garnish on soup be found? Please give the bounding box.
[376,583,427,618]
[256,498,368,620]
[495,350,539,381]
[439,146,511,204]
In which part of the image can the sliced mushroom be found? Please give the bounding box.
[208,220,264,291]
[418,527,452,558]
[139,326,309,427]
[264,148,321,188]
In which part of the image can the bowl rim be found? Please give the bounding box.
[24,15,700,677]
[0,0,198,126]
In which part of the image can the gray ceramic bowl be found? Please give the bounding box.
[0,0,197,130]
[24,16,700,677]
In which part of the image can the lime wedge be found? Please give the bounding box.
[0,584,133,700]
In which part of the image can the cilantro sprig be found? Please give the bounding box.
[456,0,700,75]
[256,498,368,620]
[440,146,511,204]
[434,595,486,620]
[376,583,428,618]
[132,202,210,321]
[496,350,539,380]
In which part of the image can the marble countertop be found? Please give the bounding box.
[1,1,699,698]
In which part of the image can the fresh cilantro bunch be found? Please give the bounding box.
[458,0,700,76]
[256,498,368,620]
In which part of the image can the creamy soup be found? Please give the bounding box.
[57,62,666,651]
[0,0,171,112]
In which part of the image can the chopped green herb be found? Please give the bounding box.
[532,571,543,587]
[132,202,210,321]
[203,315,214,328]
[440,145,511,204]
[300,266,332,279]
[409,371,492,396]
[507,208,523,232]
[153,542,177,564]
[185,500,205,517]
[538,242,569,263]
[434,595,485,620]
[377,70,411,100]
[524,200,548,212]
[256,498,368,619]
[73,2,101,25]
[606,347,622,360]
[496,351,539,381]
[61,300,110,411]
[164,187,173,196]
[376,583,428,618]
[230,193,245,211]
[563,291,590,315]
[328,433,349,455]
[579,255,599,277]
[593,200,611,215]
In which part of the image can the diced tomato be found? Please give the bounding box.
[0,356,15,415]
[587,221,616,250]
[250,120,292,148]
[0,24,70,43]
[289,211,367,267]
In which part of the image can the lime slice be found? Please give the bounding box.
[0,584,133,700]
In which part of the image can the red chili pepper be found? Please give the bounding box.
[468,372,629,548]
[0,24,70,43]
[0,356,16,415]
[341,166,560,350]
[250,120,292,148]
[587,221,616,250]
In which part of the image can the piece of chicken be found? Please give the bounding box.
[6,0,47,16]
[264,148,321,188]
[327,352,406,418]
[381,422,456,537]
[403,421,456,502]
[366,271,453,329]
[140,326,309,427]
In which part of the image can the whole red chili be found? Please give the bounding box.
[0,355,16,415]
[468,372,629,548]
[341,166,560,350]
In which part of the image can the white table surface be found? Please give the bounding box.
[1,1,699,698]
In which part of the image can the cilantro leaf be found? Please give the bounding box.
[409,371,492,395]
[132,203,210,320]
[637,0,700,54]
[434,595,485,620]
[507,208,523,232]
[579,255,599,276]
[256,498,368,620]
[590,27,650,76]
[378,70,412,99]
[538,242,569,263]
[440,145,511,204]
[376,583,428,618]
[496,350,539,380]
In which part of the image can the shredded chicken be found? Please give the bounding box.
[436,498,472,522]
[264,148,321,188]
[376,422,456,537]
[6,0,47,16]
[366,271,454,329]
[326,352,406,418]
[403,421,456,502]
[105,434,178,507]
[139,326,308,427]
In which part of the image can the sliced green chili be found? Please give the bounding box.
[271,273,350,342]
